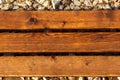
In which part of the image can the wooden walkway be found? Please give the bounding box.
[0,10,120,76]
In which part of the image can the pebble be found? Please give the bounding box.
[104,4,111,9]
[0,0,2,4]
[80,0,85,3]
[51,0,61,9]
[0,77,120,80]
[84,0,93,7]
[74,0,81,6]
[59,5,64,9]
[97,3,104,9]
[114,2,120,8]
[36,0,45,4]
[74,6,81,10]
[98,0,103,3]
[103,0,108,3]
[42,0,50,7]
[93,0,98,6]
[64,5,70,10]
[1,3,10,10]
[25,0,32,6]
[37,5,45,10]
[70,3,75,9]
[13,5,19,9]
[62,0,71,5]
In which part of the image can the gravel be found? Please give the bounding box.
[1,77,120,80]
[0,0,120,10]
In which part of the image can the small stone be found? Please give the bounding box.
[0,0,3,4]
[48,5,54,9]
[103,0,108,3]
[37,5,45,10]
[33,2,39,8]
[84,0,93,6]
[70,2,75,9]
[59,5,64,9]
[64,6,70,10]
[9,3,13,9]
[0,0,14,3]
[74,0,81,6]
[51,0,61,9]
[104,4,111,9]
[114,2,119,8]
[92,0,98,6]
[80,0,85,3]
[16,0,25,3]
[1,3,9,10]
[109,1,115,8]
[13,5,19,10]
[7,0,14,3]
[31,77,39,80]
[0,0,2,4]
[98,0,103,3]
[97,3,104,9]
[42,0,50,7]
[36,0,45,4]
[62,0,71,5]
[25,0,32,6]
[74,6,80,10]
[16,7,24,10]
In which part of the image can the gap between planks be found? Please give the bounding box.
[0,10,120,29]
[0,56,119,77]
[0,32,119,52]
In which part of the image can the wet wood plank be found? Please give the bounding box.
[0,10,120,29]
[0,32,119,52]
[0,56,119,76]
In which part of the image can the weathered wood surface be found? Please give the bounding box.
[0,10,120,77]
[0,32,119,52]
[0,10,120,29]
[0,56,119,76]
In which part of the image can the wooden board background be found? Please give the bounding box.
[0,10,120,76]
[0,10,120,29]
[0,33,119,52]
[0,56,119,77]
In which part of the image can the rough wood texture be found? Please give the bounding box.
[0,11,119,77]
[0,32,119,52]
[0,56,119,76]
[0,10,120,29]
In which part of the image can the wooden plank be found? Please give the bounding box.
[0,10,120,29]
[0,32,119,52]
[0,56,120,76]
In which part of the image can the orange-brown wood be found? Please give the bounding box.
[0,10,120,77]
[0,32,119,52]
[0,56,119,76]
[0,10,120,29]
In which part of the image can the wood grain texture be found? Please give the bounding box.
[0,56,119,76]
[0,10,120,29]
[0,32,120,52]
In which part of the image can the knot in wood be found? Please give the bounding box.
[28,17,39,25]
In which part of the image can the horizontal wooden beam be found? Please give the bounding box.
[0,10,120,29]
[0,32,119,52]
[0,56,119,76]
